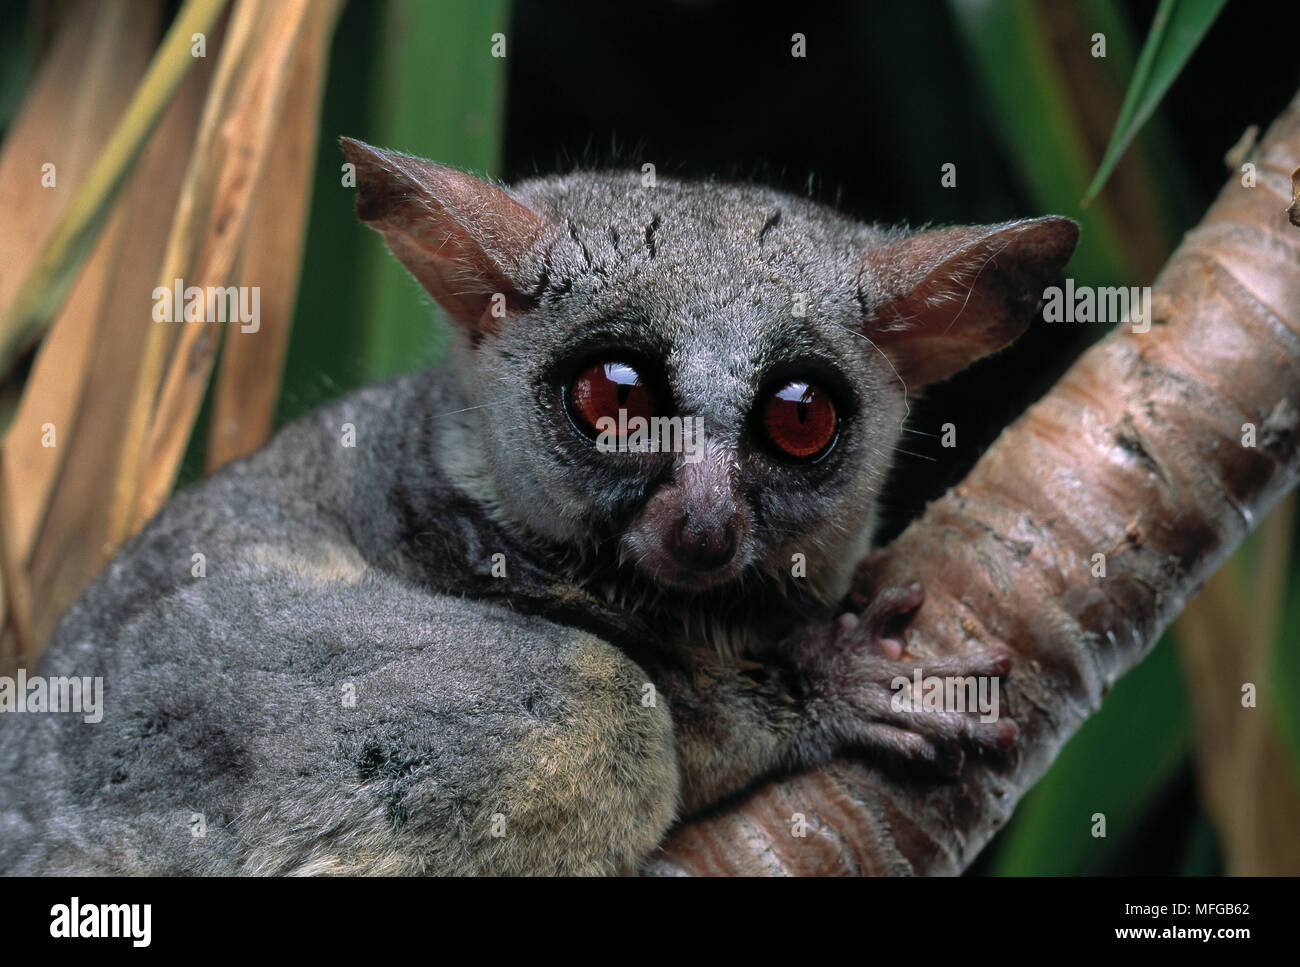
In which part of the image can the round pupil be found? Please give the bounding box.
[762,380,837,459]
[569,361,657,435]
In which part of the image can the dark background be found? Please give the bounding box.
[500,0,1299,540]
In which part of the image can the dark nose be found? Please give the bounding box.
[669,515,738,571]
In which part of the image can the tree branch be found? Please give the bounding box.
[648,88,1300,876]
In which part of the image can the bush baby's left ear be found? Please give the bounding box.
[341,137,549,335]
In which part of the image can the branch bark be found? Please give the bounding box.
[648,88,1300,876]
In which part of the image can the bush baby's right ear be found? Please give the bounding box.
[341,137,548,334]
[859,216,1079,388]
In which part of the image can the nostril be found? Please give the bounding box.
[670,516,737,571]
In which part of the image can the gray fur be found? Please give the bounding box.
[0,148,1075,875]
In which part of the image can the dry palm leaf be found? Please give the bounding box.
[19,20,221,655]
[206,0,343,468]
[114,0,318,539]
[0,0,165,671]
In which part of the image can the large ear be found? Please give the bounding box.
[859,216,1078,387]
[340,137,548,333]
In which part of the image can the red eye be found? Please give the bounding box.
[761,380,838,460]
[566,361,660,437]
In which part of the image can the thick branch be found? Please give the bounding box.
[648,89,1300,876]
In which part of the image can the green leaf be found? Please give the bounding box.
[1082,0,1227,205]
[359,0,511,383]
[1272,555,1300,773]
[0,2,35,134]
[991,634,1191,875]
[948,0,1131,285]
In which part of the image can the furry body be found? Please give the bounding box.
[0,154,1076,874]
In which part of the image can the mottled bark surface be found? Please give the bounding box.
[648,90,1300,876]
